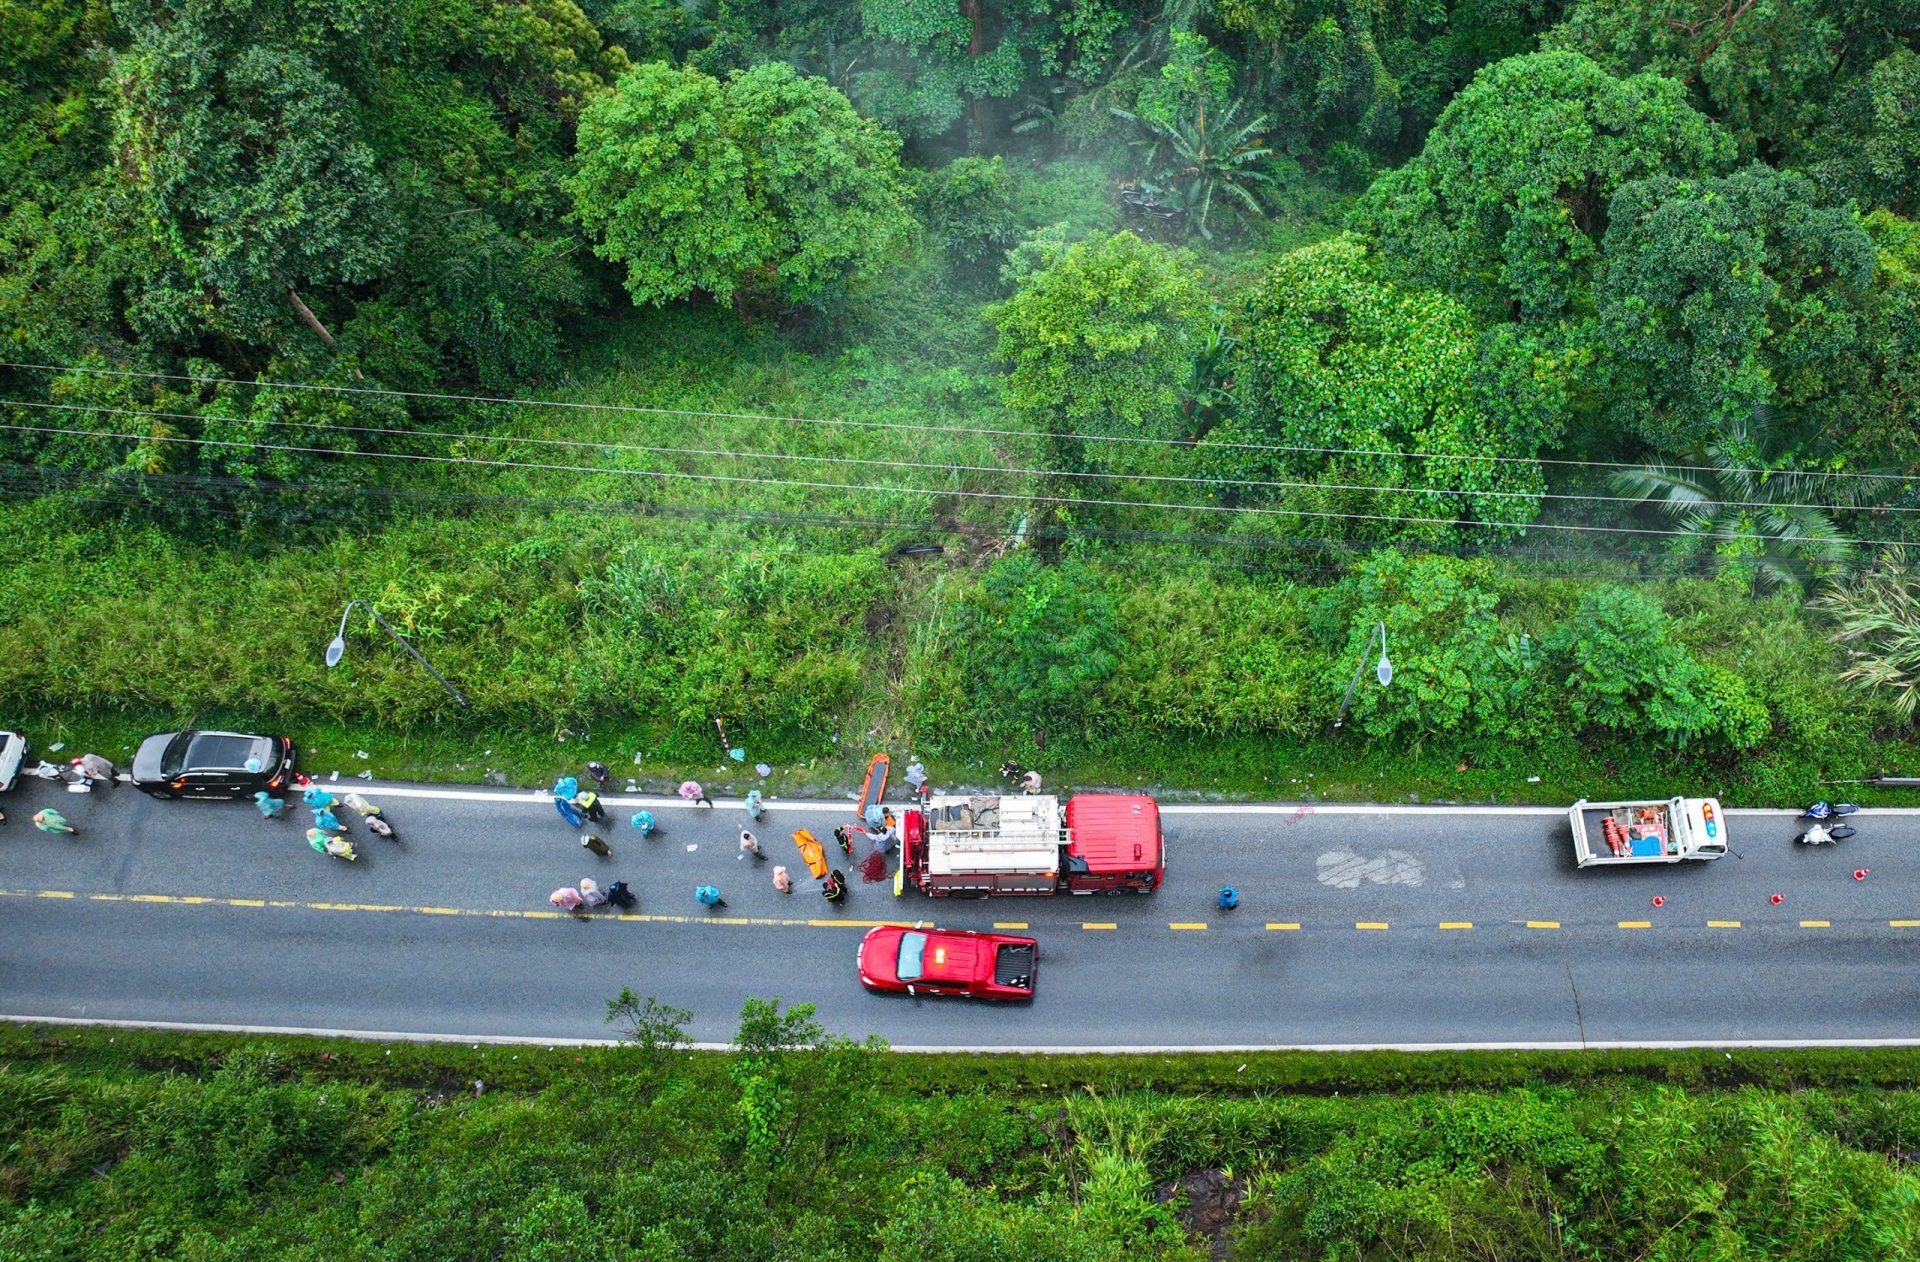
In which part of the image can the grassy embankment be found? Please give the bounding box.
[4,1021,1920,1259]
[4,185,1914,807]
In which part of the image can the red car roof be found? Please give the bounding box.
[1065,794,1160,873]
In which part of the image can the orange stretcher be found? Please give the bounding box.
[792,828,829,880]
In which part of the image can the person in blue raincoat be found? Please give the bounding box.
[303,787,335,811]
[312,806,345,833]
[630,809,656,836]
[555,794,584,828]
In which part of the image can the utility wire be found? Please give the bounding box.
[6,406,1917,547]
[8,359,1917,485]
[0,467,1715,582]
[0,461,1668,561]
[9,397,1917,518]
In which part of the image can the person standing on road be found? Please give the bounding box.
[696,884,726,909]
[254,791,287,819]
[679,780,713,808]
[772,865,792,893]
[575,788,607,824]
[630,810,657,836]
[32,808,75,834]
[77,753,116,786]
[1218,885,1239,911]
[303,787,336,812]
[581,834,613,858]
[550,886,583,912]
[579,877,608,908]
[822,869,846,902]
[311,806,345,834]
[555,794,584,828]
[739,829,764,860]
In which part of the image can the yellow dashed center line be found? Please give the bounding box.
[6,886,1914,938]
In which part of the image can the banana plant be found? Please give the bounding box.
[1110,96,1275,242]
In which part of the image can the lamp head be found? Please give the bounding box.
[1376,652,1393,687]
[325,636,346,668]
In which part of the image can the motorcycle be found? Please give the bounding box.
[1799,801,1860,843]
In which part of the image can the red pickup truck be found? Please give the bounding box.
[857,924,1037,1000]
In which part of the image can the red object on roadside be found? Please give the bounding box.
[1770,894,1783,905]
[1855,869,1870,880]
[1651,895,1666,907]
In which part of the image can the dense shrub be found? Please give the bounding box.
[7,1028,1920,1261]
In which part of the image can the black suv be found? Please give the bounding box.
[131,730,297,799]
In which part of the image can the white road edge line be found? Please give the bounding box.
[260,784,1920,817]
[10,1015,1920,1052]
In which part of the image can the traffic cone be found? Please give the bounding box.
[1651,896,1666,907]
[1855,869,1869,880]
[1770,894,1783,905]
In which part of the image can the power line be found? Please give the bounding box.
[5,460,1728,573]
[11,397,1917,520]
[8,406,1918,551]
[0,466,1726,582]
[8,359,1917,485]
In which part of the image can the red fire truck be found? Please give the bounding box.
[898,793,1164,897]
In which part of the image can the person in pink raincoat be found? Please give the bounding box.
[772,865,792,893]
[678,780,713,808]
[549,886,583,911]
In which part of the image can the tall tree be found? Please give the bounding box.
[110,0,402,347]
[1597,163,1875,451]
[1351,50,1733,323]
[568,60,913,315]
[1207,234,1560,541]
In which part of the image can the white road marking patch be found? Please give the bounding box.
[1317,849,1426,889]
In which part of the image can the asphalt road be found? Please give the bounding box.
[4,773,1920,1049]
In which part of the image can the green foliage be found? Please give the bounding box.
[1610,405,1863,591]
[1314,550,1504,738]
[958,554,1123,733]
[20,1026,1920,1261]
[1543,585,1767,746]
[1214,236,1557,541]
[1547,0,1917,191]
[915,156,1020,273]
[989,230,1209,433]
[1814,548,1920,721]
[1809,49,1920,213]
[570,60,913,313]
[1352,50,1733,322]
[1597,163,1876,451]
[604,988,693,1058]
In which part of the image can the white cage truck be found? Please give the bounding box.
[1569,797,1727,867]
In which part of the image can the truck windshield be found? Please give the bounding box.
[896,932,928,981]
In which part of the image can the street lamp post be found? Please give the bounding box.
[326,599,471,709]
[1333,620,1392,730]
